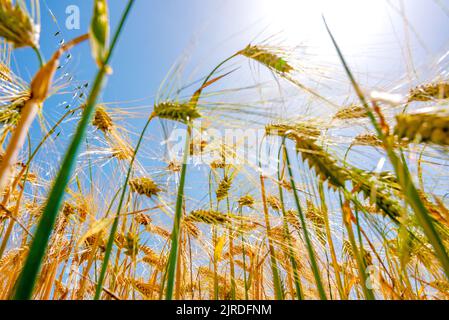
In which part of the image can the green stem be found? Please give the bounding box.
[94,115,154,300]
[278,144,304,300]
[282,138,327,300]
[318,182,346,300]
[165,122,192,300]
[164,52,236,300]
[32,46,45,67]
[323,17,449,280]
[340,194,375,300]
[13,0,135,300]
[226,196,236,299]
[257,137,283,300]
[239,206,249,300]
[259,172,284,300]
[208,170,219,300]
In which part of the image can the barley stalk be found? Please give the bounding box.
[277,144,304,300]
[282,137,327,300]
[14,1,134,300]
[323,16,449,280]
[259,167,284,300]
[0,33,89,195]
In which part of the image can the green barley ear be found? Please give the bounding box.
[266,122,347,189]
[153,101,202,123]
[90,0,109,67]
[0,0,40,49]
[124,232,139,256]
[349,169,403,220]
[186,210,229,225]
[115,232,139,256]
[394,112,449,146]
[408,82,449,102]
[129,177,161,198]
[239,45,293,73]
[295,137,349,190]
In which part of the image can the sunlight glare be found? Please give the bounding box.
[259,0,389,54]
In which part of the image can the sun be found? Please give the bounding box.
[259,0,390,54]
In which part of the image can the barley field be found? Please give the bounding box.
[0,0,448,300]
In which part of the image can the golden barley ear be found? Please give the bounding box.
[134,212,152,226]
[216,177,232,201]
[285,209,302,231]
[92,105,113,132]
[267,195,281,211]
[0,60,12,81]
[408,82,449,102]
[183,219,201,239]
[130,279,159,298]
[167,161,181,172]
[238,194,255,208]
[0,95,30,128]
[210,159,227,170]
[394,113,449,146]
[0,0,40,49]
[111,142,133,161]
[266,122,321,140]
[129,177,161,198]
[334,104,368,120]
[353,134,383,147]
[153,101,202,123]
[0,54,31,129]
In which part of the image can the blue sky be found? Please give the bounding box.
[8,0,449,205]
[16,0,449,106]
